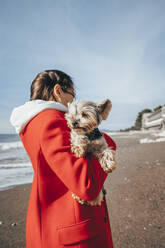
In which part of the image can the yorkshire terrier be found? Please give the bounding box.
[65,99,117,206]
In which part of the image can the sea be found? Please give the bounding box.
[0,134,33,190]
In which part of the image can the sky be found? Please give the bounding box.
[1,0,165,133]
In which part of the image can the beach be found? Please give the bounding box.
[0,131,165,247]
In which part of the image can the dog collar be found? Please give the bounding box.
[85,128,102,141]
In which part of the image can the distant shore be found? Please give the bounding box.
[0,131,165,247]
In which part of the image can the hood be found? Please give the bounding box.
[10,99,68,134]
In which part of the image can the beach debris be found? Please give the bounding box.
[124,177,130,182]
[0,221,3,225]
[11,222,17,227]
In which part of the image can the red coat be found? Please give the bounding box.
[20,109,116,248]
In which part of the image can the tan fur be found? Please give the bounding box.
[97,99,112,120]
[65,99,117,206]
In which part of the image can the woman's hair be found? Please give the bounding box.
[30,70,74,101]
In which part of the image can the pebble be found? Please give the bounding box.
[124,177,130,182]
[144,227,147,230]
[0,221,3,225]
[11,222,17,227]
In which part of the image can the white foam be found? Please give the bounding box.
[153,130,165,137]
[0,166,33,190]
[0,162,31,169]
[140,137,165,144]
[0,141,23,151]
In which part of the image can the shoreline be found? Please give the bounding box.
[0,183,32,192]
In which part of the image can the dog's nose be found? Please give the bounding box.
[72,121,78,127]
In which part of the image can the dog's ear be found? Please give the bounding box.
[97,99,112,120]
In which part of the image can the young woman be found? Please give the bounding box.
[10,70,116,248]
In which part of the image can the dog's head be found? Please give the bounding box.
[65,99,112,134]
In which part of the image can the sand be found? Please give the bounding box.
[0,132,165,248]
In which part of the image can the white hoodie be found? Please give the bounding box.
[10,100,68,134]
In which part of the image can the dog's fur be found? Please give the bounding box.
[65,99,117,206]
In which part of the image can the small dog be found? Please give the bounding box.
[65,99,117,206]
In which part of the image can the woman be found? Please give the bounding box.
[10,70,116,248]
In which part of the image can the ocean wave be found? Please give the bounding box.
[0,157,29,164]
[0,141,23,151]
[0,162,31,169]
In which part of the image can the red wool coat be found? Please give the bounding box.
[20,109,116,248]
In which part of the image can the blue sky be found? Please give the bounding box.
[1,0,165,133]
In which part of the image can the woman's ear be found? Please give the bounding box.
[53,84,61,99]
[97,99,112,120]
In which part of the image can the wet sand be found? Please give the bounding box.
[0,132,165,247]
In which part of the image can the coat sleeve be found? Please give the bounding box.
[40,115,108,201]
[102,132,117,151]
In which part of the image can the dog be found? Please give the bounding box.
[65,99,117,206]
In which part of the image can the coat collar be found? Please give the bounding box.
[10,100,67,134]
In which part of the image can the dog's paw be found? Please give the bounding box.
[99,148,117,173]
[71,145,86,158]
[105,160,117,173]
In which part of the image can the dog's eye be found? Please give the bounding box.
[81,112,88,118]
